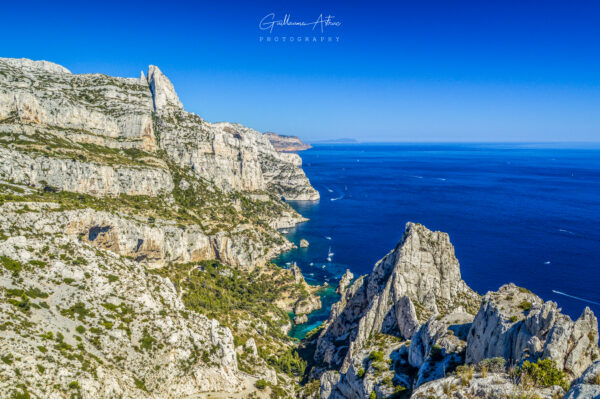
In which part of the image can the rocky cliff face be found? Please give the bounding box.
[264,132,312,152]
[0,57,318,201]
[466,283,600,378]
[564,362,600,399]
[314,222,480,374]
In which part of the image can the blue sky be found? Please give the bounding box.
[1,0,599,142]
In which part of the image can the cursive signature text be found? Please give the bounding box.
[259,13,341,34]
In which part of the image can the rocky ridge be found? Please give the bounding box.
[313,222,480,374]
[264,132,312,152]
[305,223,600,399]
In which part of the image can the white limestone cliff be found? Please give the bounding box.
[314,222,480,374]
[466,283,600,378]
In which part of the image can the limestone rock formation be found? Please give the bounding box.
[0,216,242,398]
[300,238,310,247]
[564,362,600,399]
[314,222,480,373]
[0,203,291,270]
[146,65,183,110]
[408,310,474,387]
[466,283,600,378]
[0,147,174,197]
[264,132,312,152]
[0,56,318,268]
[0,56,318,200]
[337,269,354,295]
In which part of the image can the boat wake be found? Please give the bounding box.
[552,290,600,306]
[558,229,575,235]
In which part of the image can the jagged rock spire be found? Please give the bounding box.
[146,65,183,111]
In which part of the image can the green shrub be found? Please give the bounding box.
[369,391,377,399]
[76,325,86,334]
[140,329,156,351]
[133,376,147,391]
[255,379,268,390]
[1,255,22,275]
[519,301,533,311]
[369,351,384,363]
[357,368,366,378]
[517,359,568,390]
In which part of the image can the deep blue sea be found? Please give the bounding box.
[274,143,600,339]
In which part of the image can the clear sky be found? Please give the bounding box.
[1,0,599,142]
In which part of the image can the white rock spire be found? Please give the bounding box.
[146,65,183,111]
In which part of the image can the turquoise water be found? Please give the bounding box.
[275,143,600,339]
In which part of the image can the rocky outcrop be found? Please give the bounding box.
[408,310,474,387]
[564,362,600,399]
[314,222,480,373]
[300,238,310,248]
[0,147,173,197]
[264,132,312,152]
[289,264,323,317]
[337,269,354,295]
[146,65,183,111]
[318,335,411,399]
[312,224,600,399]
[0,56,319,269]
[466,283,600,378]
[0,202,290,270]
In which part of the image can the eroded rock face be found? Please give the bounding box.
[0,56,318,269]
[466,283,600,377]
[564,362,600,399]
[0,57,157,151]
[314,222,480,373]
[0,147,173,197]
[0,203,291,270]
[408,310,474,387]
[0,56,318,201]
